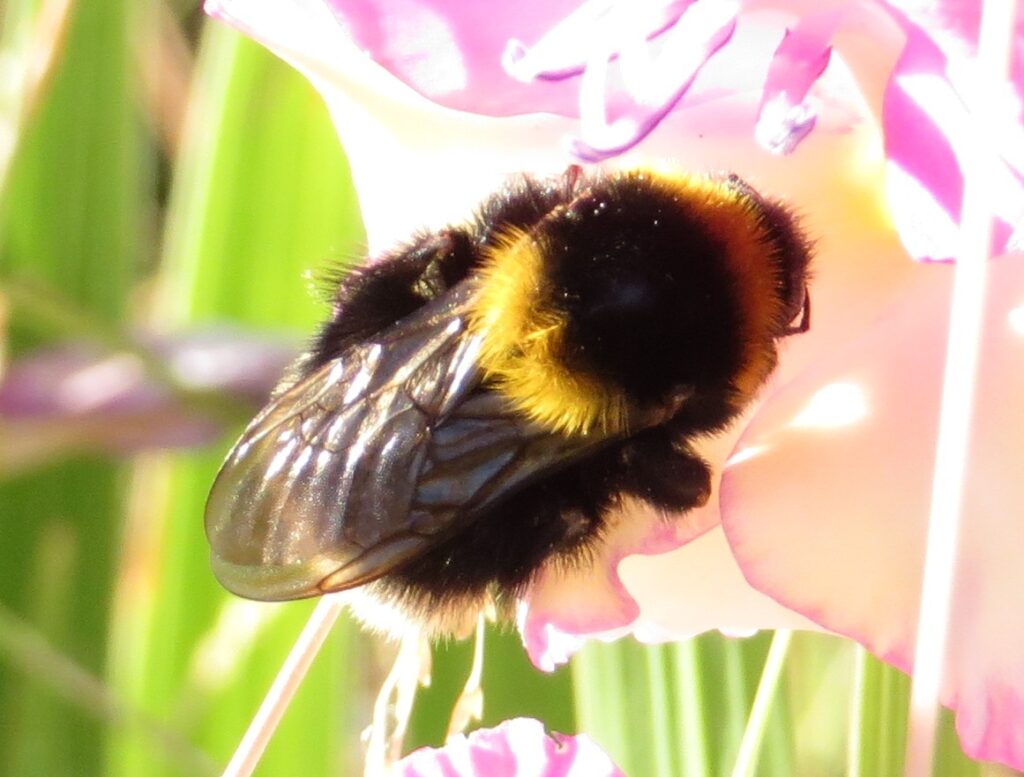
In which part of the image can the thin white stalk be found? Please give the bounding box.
[222,595,345,777]
[364,628,428,777]
[904,1,1018,774]
[446,615,486,739]
[730,629,793,777]
[846,644,869,777]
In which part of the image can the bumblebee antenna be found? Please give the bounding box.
[782,286,811,336]
[562,163,584,196]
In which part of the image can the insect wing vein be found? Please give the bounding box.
[205,285,484,600]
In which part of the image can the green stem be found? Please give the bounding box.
[730,630,793,777]
[847,644,869,777]
[0,601,218,776]
[672,639,711,777]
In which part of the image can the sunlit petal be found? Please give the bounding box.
[395,717,625,777]
[720,257,1024,768]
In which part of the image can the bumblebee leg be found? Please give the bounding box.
[364,629,432,776]
[613,431,712,512]
[446,613,487,738]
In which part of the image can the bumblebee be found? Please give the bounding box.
[205,166,812,636]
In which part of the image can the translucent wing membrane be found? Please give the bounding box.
[206,284,479,598]
[205,283,595,600]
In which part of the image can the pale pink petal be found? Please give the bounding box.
[882,0,1024,96]
[524,521,822,671]
[205,0,585,252]
[395,718,625,777]
[323,0,583,117]
[568,1,738,161]
[208,0,903,186]
[520,496,718,671]
[619,524,821,643]
[206,1,904,250]
[879,3,1024,261]
[720,256,1024,769]
[755,10,840,154]
[321,0,739,138]
[503,0,693,82]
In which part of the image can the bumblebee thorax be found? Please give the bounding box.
[466,169,807,437]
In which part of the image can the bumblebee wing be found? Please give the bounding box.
[205,284,591,601]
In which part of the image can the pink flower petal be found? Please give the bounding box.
[879,2,1024,261]
[395,718,625,777]
[0,331,295,471]
[323,0,585,117]
[620,524,821,642]
[569,1,738,161]
[761,11,838,116]
[206,1,902,250]
[720,256,1024,769]
[207,0,574,251]
[318,0,741,130]
[210,0,902,177]
[755,9,840,154]
[521,516,824,674]
[503,0,693,82]
[521,496,718,671]
[883,0,1024,98]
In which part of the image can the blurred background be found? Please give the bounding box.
[0,2,1015,776]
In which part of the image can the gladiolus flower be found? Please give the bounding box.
[394,718,625,777]
[206,0,1024,768]
[0,329,295,473]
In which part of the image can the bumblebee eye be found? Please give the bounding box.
[782,284,811,336]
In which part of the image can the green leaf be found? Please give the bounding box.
[0,0,150,774]
[849,646,909,776]
[104,23,369,777]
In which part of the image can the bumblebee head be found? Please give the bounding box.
[469,169,812,437]
[723,173,812,338]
